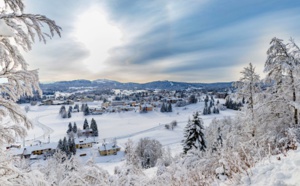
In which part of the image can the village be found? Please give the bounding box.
[7,88,233,165]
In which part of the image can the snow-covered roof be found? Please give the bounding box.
[10,142,57,155]
[98,143,120,151]
[74,138,95,144]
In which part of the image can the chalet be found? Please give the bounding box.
[75,138,94,149]
[42,99,53,105]
[98,143,121,156]
[139,104,153,112]
[78,128,93,137]
[111,101,125,106]
[10,142,57,159]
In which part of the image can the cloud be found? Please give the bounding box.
[22,0,300,83]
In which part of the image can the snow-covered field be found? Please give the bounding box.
[20,100,236,173]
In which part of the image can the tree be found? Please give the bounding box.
[84,104,90,116]
[90,118,98,137]
[67,110,71,118]
[0,1,60,184]
[68,137,76,155]
[62,137,69,155]
[83,119,89,130]
[135,138,163,168]
[264,38,300,125]
[182,112,206,153]
[67,122,72,133]
[189,95,197,104]
[160,102,166,112]
[73,122,77,133]
[168,103,172,112]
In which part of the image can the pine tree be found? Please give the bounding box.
[160,103,166,112]
[182,112,206,153]
[67,110,71,118]
[84,104,90,116]
[203,107,207,115]
[57,139,63,151]
[62,137,69,155]
[90,118,98,137]
[168,103,172,112]
[68,106,72,113]
[207,107,211,115]
[67,122,72,133]
[83,119,89,130]
[81,103,85,112]
[73,122,77,133]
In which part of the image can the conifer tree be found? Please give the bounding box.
[73,122,77,133]
[160,103,166,112]
[67,122,72,133]
[168,103,172,112]
[182,112,206,153]
[84,104,90,116]
[83,119,89,130]
[90,118,98,137]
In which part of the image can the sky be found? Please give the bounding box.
[23,0,300,83]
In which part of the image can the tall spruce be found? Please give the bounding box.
[83,119,89,130]
[90,118,98,137]
[182,112,206,153]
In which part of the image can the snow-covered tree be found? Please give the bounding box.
[72,122,77,133]
[90,118,98,136]
[67,122,72,133]
[135,138,163,168]
[182,112,206,153]
[264,37,300,125]
[0,1,60,184]
[83,118,89,130]
[168,103,172,112]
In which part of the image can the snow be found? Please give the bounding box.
[238,147,300,186]
[0,19,14,37]
[18,100,236,173]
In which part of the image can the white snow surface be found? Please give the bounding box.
[238,147,300,186]
[18,100,235,174]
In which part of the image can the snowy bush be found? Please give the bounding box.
[135,138,163,169]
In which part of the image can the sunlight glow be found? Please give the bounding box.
[72,6,123,74]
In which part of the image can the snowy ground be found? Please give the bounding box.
[223,146,300,186]
[19,100,236,174]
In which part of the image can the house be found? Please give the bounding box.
[42,99,53,105]
[139,104,153,112]
[75,138,94,149]
[10,142,57,159]
[216,92,228,99]
[98,143,121,156]
[78,128,93,137]
[111,101,125,106]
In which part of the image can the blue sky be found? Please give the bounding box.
[24,0,300,83]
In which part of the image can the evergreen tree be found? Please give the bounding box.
[68,137,76,155]
[74,104,79,111]
[84,104,90,116]
[160,103,166,112]
[67,122,72,133]
[168,103,172,112]
[207,107,211,115]
[67,110,71,118]
[62,137,69,155]
[182,112,206,153]
[83,119,89,130]
[59,106,65,115]
[73,122,77,133]
[209,100,213,107]
[68,106,72,113]
[90,118,98,137]
[81,103,85,112]
[57,139,63,151]
[205,100,208,108]
[203,107,207,115]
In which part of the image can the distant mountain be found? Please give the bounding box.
[40,79,233,92]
